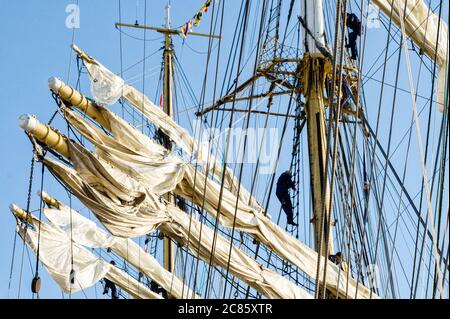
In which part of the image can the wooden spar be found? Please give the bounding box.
[213,108,298,118]
[300,0,334,258]
[300,54,334,257]
[9,204,33,224]
[18,114,70,159]
[161,4,175,274]
[39,191,62,209]
[48,77,110,131]
[114,23,222,39]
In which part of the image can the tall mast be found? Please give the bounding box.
[162,3,175,274]
[301,0,333,257]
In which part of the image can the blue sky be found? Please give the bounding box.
[0,0,448,299]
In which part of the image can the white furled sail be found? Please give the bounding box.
[41,196,199,299]
[59,103,377,299]
[12,209,162,299]
[40,143,312,299]
[71,44,261,209]
[373,0,448,112]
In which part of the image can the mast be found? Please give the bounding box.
[162,3,175,274]
[300,0,334,257]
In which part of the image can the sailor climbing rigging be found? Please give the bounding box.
[276,170,298,226]
[345,13,361,60]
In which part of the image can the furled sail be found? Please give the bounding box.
[41,153,311,299]
[71,44,261,209]
[56,96,377,299]
[373,0,448,112]
[10,206,162,299]
[40,193,199,299]
[16,113,311,299]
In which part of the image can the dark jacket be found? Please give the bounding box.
[347,13,361,35]
[276,172,295,194]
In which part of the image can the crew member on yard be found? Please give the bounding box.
[329,252,349,272]
[276,170,298,226]
[103,260,119,299]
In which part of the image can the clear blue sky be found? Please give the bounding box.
[0,0,447,299]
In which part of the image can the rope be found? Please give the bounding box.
[353,0,398,298]
[312,0,345,299]
[140,0,148,132]
[179,0,226,298]
[17,154,35,298]
[188,0,247,297]
[342,0,383,295]
[32,161,46,297]
[395,0,445,298]
[369,0,411,299]
[66,0,79,82]
[243,0,304,296]
[204,0,250,297]
[222,0,268,298]
[411,0,445,298]
[320,0,349,299]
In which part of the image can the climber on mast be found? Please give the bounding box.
[276,170,298,226]
[345,13,361,60]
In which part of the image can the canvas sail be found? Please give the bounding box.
[42,200,199,299]
[72,44,261,209]
[60,104,377,299]
[13,212,162,299]
[40,145,312,299]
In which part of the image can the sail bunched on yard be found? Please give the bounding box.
[10,207,162,299]
[51,73,377,299]
[39,194,199,299]
[71,44,261,210]
[31,135,311,299]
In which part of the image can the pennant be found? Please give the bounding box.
[181,23,188,38]
[181,20,194,38]
[181,0,212,37]
[202,0,211,13]
[193,11,203,26]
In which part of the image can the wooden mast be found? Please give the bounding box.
[300,0,334,257]
[161,3,175,275]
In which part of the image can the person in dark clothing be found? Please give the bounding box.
[345,13,361,60]
[328,252,349,272]
[150,280,168,299]
[103,261,119,299]
[276,170,297,226]
[329,252,342,265]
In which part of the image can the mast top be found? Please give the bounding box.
[115,3,221,39]
[301,0,326,54]
[165,3,171,29]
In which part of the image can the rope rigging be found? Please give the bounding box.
[9,0,449,300]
